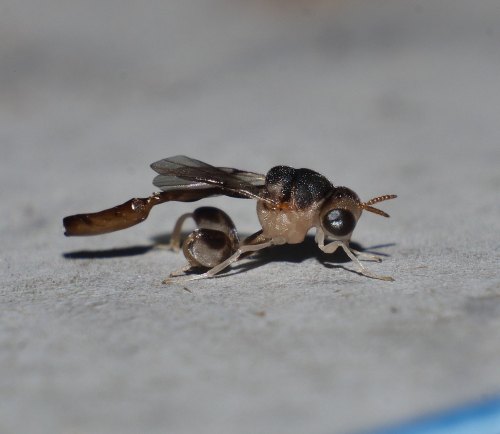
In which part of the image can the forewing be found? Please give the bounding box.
[151,155,266,200]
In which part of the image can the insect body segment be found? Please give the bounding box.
[63,156,397,282]
[264,166,333,209]
[171,207,239,269]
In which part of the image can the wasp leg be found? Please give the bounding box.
[167,227,236,278]
[191,207,239,246]
[349,248,383,263]
[163,231,273,284]
[169,207,239,252]
[165,207,241,281]
[316,230,393,281]
[169,212,194,251]
[183,228,237,267]
[168,264,194,277]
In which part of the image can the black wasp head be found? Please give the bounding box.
[322,208,357,237]
[319,187,397,240]
[320,187,362,240]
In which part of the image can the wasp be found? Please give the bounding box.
[63,156,397,282]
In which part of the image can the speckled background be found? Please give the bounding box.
[1,1,500,433]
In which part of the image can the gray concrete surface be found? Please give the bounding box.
[1,1,500,433]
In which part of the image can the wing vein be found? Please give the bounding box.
[150,155,270,203]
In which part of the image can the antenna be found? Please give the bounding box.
[361,194,397,217]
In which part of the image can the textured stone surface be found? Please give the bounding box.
[1,1,500,433]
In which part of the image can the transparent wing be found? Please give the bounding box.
[151,155,267,201]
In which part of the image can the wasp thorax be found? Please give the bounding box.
[264,166,295,203]
[265,165,333,209]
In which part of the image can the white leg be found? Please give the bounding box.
[168,264,193,277]
[163,238,274,284]
[317,235,393,282]
[349,248,382,263]
[168,212,193,251]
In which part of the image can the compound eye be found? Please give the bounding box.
[322,209,356,237]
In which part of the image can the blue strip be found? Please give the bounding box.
[358,395,500,434]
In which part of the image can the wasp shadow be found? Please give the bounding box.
[63,232,178,259]
[63,245,155,259]
[228,236,394,275]
[63,232,198,259]
[63,232,394,272]
[150,233,394,267]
